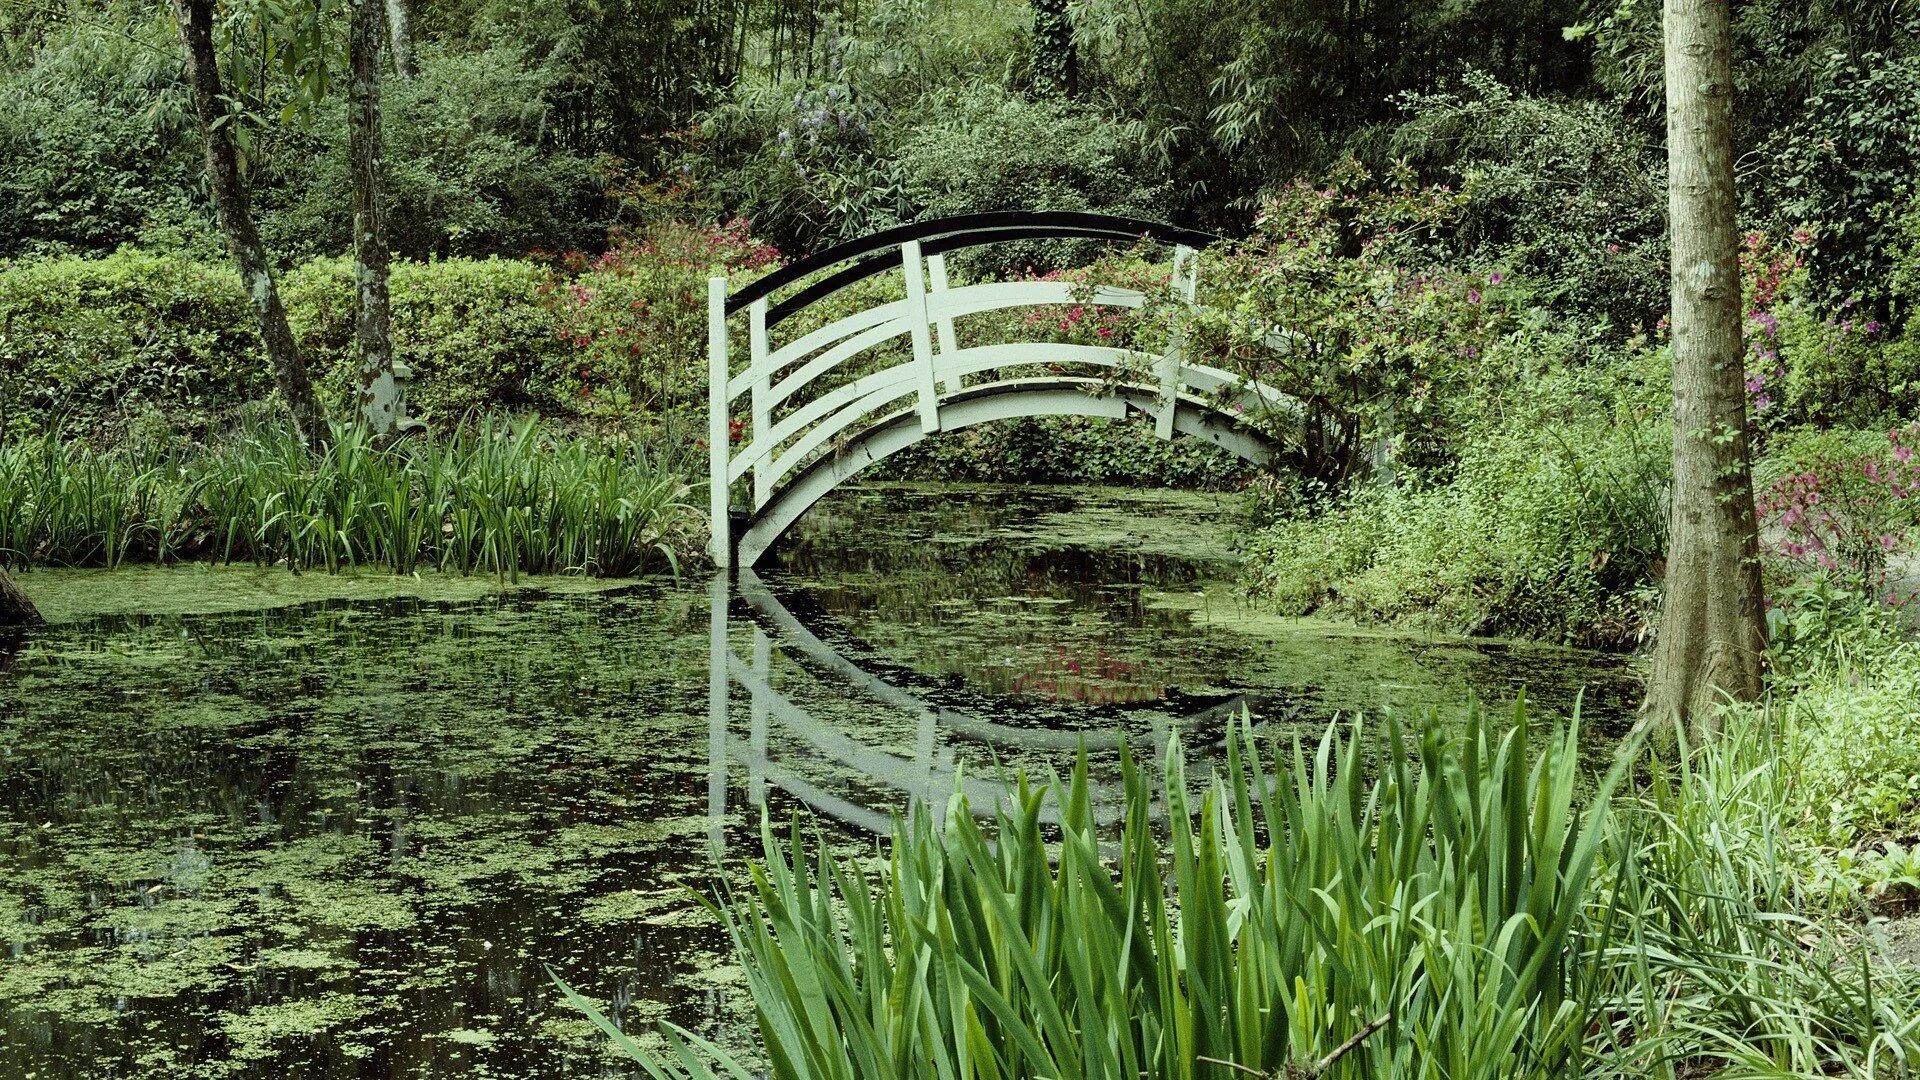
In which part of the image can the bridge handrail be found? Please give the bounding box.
[724,279,1152,406]
[725,210,1218,321]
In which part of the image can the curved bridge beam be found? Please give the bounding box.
[736,377,1275,567]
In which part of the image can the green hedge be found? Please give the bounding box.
[283,256,574,419]
[0,252,272,437]
[0,250,574,438]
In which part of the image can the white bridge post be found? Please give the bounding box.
[749,299,772,508]
[708,276,731,568]
[901,240,941,433]
[1157,244,1198,440]
[928,253,961,394]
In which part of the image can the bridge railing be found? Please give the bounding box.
[709,236,1236,565]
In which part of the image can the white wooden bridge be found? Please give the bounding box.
[706,211,1300,567]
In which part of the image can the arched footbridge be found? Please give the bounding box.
[706,211,1300,568]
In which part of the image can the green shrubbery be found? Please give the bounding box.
[0,250,573,437]
[563,710,1919,1079]
[1244,404,1668,646]
[0,252,275,437]
[0,415,698,576]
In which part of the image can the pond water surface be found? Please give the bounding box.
[1,484,1639,1078]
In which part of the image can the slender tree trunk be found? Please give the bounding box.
[1031,0,1077,98]
[349,0,405,437]
[170,0,329,454]
[383,0,417,80]
[0,566,40,629]
[1642,0,1767,739]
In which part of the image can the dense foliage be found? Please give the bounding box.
[560,711,1919,1079]
[0,416,698,576]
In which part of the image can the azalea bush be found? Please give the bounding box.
[1740,229,1920,430]
[541,215,782,420]
[1756,422,1920,598]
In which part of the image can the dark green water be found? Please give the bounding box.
[1,484,1638,1077]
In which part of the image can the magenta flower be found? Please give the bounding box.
[1468,289,1482,304]
[1488,272,1504,285]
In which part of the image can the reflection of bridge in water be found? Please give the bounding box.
[703,570,1252,842]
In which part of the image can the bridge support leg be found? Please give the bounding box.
[708,275,732,570]
[902,240,941,433]
[707,574,730,851]
[1156,244,1198,441]
[928,253,962,395]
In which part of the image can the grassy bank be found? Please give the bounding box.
[562,707,1919,1079]
[0,417,701,579]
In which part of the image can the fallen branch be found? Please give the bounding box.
[1196,1014,1392,1080]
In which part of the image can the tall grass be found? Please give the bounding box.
[558,709,1920,1080]
[0,416,699,577]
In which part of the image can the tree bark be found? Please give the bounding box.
[383,0,418,80]
[0,566,40,629]
[349,0,405,437]
[170,0,329,454]
[1642,0,1768,739]
[1031,0,1077,98]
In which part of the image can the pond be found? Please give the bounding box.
[0,483,1640,1078]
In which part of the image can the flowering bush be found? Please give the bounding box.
[1739,229,1920,430]
[1757,423,1920,600]
[1166,160,1523,486]
[540,218,781,418]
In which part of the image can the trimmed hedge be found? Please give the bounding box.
[0,250,573,438]
[284,256,574,418]
[0,252,272,437]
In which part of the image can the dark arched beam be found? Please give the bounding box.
[727,211,1219,321]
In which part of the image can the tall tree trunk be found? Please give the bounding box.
[349,0,405,437]
[0,566,40,629]
[1642,0,1767,739]
[1031,0,1077,97]
[383,0,417,80]
[170,0,329,454]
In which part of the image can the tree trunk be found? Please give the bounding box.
[170,0,329,454]
[1642,0,1768,740]
[349,0,405,437]
[1031,0,1077,98]
[0,566,40,629]
[383,0,418,80]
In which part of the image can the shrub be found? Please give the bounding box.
[0,251,272,439]
[1392,73,1668,334]
[257,44,603,260]
[1246,363,1669,647]
[896,86,1168,277]
[1754,422,1920,596]
[543,218,783,422]
[281,255,576,419]
[0,13,208,258]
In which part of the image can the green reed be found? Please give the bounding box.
[558,707,1919,1080]
[0,416,698,577]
